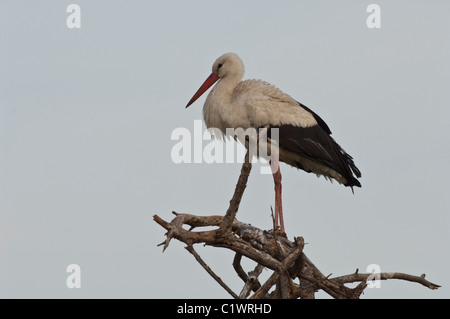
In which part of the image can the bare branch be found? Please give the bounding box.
[332,272,441,292]
[239,263,264,299]
[153,145,440,299]
[250,237,304,299]
[219,151,252,233]
[185,244,239,299]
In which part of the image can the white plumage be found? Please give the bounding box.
[202,54,317,134]
[186,52,361,233]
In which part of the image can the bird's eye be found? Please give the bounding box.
[218,63,223,69]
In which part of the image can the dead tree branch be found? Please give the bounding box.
[153,150,440,298]
[219,150,251,233]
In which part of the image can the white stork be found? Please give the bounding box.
[186,52,361,233]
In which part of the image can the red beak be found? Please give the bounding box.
[186,72,220,108]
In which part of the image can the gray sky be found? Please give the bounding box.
[1,1,449,298]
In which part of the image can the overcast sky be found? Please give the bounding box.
[1,1,449,298]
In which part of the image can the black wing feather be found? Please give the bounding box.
[266,102,361,188]
[297,101,332,135]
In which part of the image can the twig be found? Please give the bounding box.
[185,244,239,299]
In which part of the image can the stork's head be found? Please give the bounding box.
[186,52,244,108]
[212,52,245,80]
